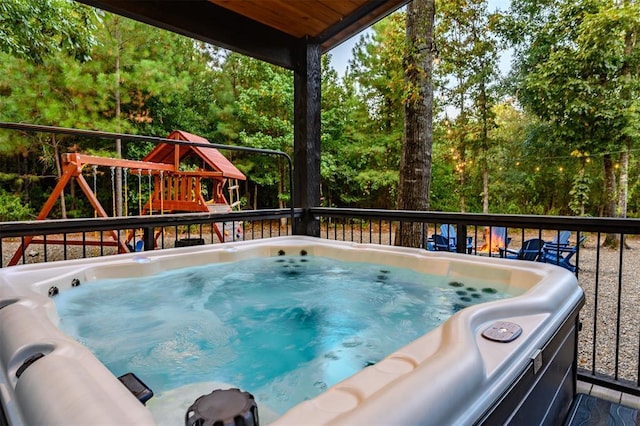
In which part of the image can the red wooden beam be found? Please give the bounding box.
[64,153,175,172]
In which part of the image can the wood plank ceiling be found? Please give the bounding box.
[209,0,381,39]
[76,0,411,69]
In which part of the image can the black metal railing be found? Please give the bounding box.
[0,209,298,265]
[1,207,639,397]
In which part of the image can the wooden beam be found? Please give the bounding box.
[30,239,120,247]
[8,163,79,266]
[149,200,209,212]
[318,0,411,50]
[8,162,131,265]
[76,0,296,69]
[293,39,321,237]
[36,163,78,220]
[64,153,175,172]
[75,173,130,253]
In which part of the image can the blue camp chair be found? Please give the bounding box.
[500,238,544,261]
[547,230,571,249]
[541,235,587,272]
[433,234,457,252]
[440,224,473,253]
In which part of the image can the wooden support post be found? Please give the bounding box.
[293,39,321,236]
[75,173,130,253]
[8,163,78,266]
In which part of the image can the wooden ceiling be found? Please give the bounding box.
[76,0,411,69]
[208,0,392,39]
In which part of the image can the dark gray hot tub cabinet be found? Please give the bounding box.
[477,296,584,425]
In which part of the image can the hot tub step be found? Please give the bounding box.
[564,393,638,426]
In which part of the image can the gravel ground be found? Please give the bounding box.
[571,237,639,385]
[2,227,636,385]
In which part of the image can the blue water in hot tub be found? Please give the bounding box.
[55,254,511,417]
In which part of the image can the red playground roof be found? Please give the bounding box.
[142,130,246,180]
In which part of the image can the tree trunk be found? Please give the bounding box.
[617,140,629,218]
[395,0,435,248]
[51,135,67,219]
[603,154,619,247]
[114,17,123,217]
[479,80,490,214]
[457,81,466,213]
[253,183,257,210]
[615,19,635,248]
[459,134,466,213]
[578,165,586,216]
[617,140,630,249]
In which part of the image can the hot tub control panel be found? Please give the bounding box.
[482,321,523,343]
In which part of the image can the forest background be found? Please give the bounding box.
[0,0,639,222]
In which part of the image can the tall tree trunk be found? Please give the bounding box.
[618,8,634,221]
[253,184,257,210]
[457,79,466,213]
[603,154,619,247]
[52,134,67,219]
[395,0,435,248]
[617,141,630,249]
[479,80,490,214]
[578,165,586,216]
[615,17,635,248]
[599,3,635,248]
[617,141,629,218]
[459,128,467,213]
[114,18,123,217]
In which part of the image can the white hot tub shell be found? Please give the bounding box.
[0,236,584,425]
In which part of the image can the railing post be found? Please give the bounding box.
[143,227,155,251]
[456,224,468,254]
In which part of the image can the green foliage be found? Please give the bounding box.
[502,0,640,218]
[2,2,640,219]
[0,189,33,221]
[435,0,501,213]
[350,14,405,129]
[569,171,593,216]
[0,0,97,63]
[0,10,224,216]
[341,15,404,208]
[230,55,294,205]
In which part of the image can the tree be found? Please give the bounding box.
[503,0,640,243]
[436,0,500,213]
[88,14,194,215]
[396,0,436,247]
[0,0,96,63]
[318,55,354,207]
[225,55,294,210]
[0,10,216,218]
[347,14,406,209]
[0,50,115,217]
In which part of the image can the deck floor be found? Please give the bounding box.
[570,381,640,425]
[578,381,640,410]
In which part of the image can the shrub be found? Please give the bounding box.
[0,189,34,221]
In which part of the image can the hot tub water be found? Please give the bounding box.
[54,254,511,420]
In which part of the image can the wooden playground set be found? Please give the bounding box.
[9,130,246,266]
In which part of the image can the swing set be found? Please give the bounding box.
[9,130,246,266]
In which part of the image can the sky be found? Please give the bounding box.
[327,0,512,77]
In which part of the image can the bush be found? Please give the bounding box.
[0,189,34,221]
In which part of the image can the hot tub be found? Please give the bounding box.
[0,236,583,425]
